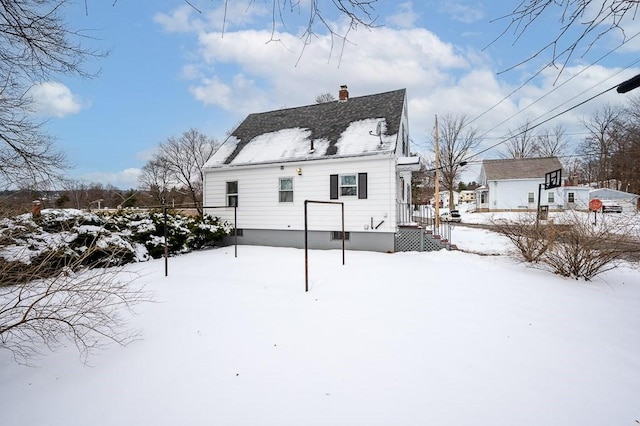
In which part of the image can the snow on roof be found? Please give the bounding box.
[203,88,406,168]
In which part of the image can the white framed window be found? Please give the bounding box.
[330,173,367,200]
[340,174,357,196]
[279,177,293,202]
[528,192,535,203]
[548,192,555,203]
[568,192,575,203]
[226,181,238,207]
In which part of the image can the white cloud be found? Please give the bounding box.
[156,3,635,161]
[440,1,484,24]
[29,82,83,118]
[387,2,419,29]
[154,4,199,33]
[79,168,142,190]
[154,0,268,34]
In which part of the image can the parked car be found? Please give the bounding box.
[601,202,623,213]
[440,210,462,223]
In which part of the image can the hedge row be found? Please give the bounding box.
[0,209,231,280]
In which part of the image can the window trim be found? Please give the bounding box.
[528,192,535,203]
[330,173,367,200]
[226,181,238,207]
[340,174,358,197]
[279,177,294,203]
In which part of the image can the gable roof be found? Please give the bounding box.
[482,157,563,180]
[204,89,406,168]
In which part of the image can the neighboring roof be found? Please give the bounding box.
[204,89,406,168]
[482,157,563,180]
[590,188,639,200]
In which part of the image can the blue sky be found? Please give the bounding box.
[31,0,640,188]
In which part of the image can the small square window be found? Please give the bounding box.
[279,177,293,203]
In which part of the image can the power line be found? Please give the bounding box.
[463,83,620,163]
[463,30,640,142]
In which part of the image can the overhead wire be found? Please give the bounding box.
[467,30,640,132]
[463,82,620,163]
[437,30,640,165]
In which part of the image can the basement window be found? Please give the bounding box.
[331,231,350,241]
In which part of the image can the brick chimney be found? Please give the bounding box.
[338,85,349,102]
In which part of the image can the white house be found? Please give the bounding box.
[476,157,565,211]
[202,86,421,252]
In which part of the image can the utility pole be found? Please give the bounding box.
[434,115,440,229]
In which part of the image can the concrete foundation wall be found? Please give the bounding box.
[222,229,395,252]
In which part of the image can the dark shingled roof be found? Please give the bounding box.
[216,88,406,165]
[483,157,563,180]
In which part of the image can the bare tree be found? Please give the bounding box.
[315,92,336,104]
[501,118,539,159]
[139,158,173,205]
[208,0,378,62]
[492,0,640,78]
[0,245,152,364]
[536,124,570,158]
[431,114,481,209]
[141,129,219,214]
[579,104,624,188]
[0,0,101,191]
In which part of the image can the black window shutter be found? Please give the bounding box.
[358,173,368,199]
[330,174,338,199]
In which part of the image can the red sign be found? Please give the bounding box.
[589,198,602,211]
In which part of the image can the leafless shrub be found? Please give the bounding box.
[0,244,152,364]
[490,214,555,262]
[541,212,640,280]
[491,211,640,280]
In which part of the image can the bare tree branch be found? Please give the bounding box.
[0,244,152,365]
[490,1,640,79]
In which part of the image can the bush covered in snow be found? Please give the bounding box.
[0,209,230,282]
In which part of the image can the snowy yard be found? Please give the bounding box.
[1,227,639,425]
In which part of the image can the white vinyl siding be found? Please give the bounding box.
[203,156,396,232]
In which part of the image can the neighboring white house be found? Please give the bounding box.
[476,157,565,211]
[202,86,421,252]
[560,185,591,210]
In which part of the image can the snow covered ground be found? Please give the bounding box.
[1,227,639,425]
